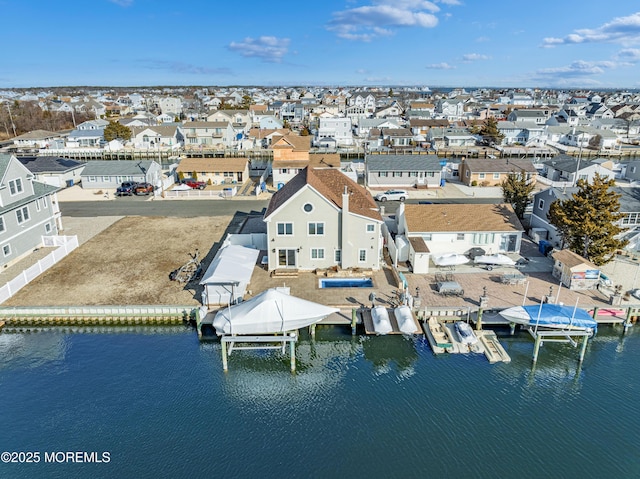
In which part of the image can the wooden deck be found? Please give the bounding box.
[361,307,422,335]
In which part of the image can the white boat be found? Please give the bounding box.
[394,305,416,335]
[212,288,338,336]
[498,304,597,332]
[432,253,470,267]
[474,254,516,269]
[454,321,478,345]
[371,306,393,335]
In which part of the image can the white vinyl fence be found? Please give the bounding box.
[0,235,79,304]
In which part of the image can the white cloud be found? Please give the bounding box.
[617,48,640,61]
[436,0,461,5]
[108,0,133,6]
[475,36,490,43]
[426,62,456,69]
[228,36,290,63]
[327,1,439,41]
[462,53,490,62]
[542,12,640,47]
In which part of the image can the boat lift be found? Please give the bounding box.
[220,332,298,372]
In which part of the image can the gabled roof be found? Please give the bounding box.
[130,125,179,137]
[18,156,84,173]
[462,158,538,174]
[13,129,58,140]
[264,167,382,222]
[366,154,442,171]
[404,203,523,233]
[176,156,248,173]
[270,134,311,152]
[552,249,596,269]
[80,160,157,176]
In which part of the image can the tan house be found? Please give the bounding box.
[264,167,383,272]
[176,157,249,185]
[459,158,538,187]
[551,249,600,290]
[271,134,312,186]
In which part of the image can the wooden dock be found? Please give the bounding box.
[361,308,422,335]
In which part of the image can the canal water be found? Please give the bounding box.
[0,324,639,478]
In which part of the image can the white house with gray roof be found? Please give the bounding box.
[365,154,443,189]
[80,160,162,190]
[0,154,62,268]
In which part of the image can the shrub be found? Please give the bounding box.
[471,180,478,186]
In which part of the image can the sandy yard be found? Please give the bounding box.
[4,216,233,307]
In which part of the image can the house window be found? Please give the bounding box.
[479,173,486,179]
[88,176,97,182]
[378,172,388,177]
[358,249,367,262]
[473,233,495,245]
[35,199,41,212]
[0,217,4,233]
[632,166,637,174]
[493,173,500,179]
[45,223,51,233]
[409,172,418,177]
[426,172,435,177]
[8,178,23,195]
[538,199,545,210]
[366,224,375,233]
[2,244,10,257]
[42,196,47,208]
[280,168,288,174]
[277,222,293,235]
[456,233,465,241]
[393,172,403,177]
[16,206,30,224]
[465,171,470,178]
[334,249,341,263]
[303,203,313,213]
[102,176,110,182]
[308,222,324,235]
[311,248,325,259]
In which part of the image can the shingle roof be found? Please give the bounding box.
[264,167,382,222]
[18,156,84,173]
[552,249,596,269]
[270,134,311,152]
[462,158,538,174]
[366,154,442,171]
[12,129,58,140]
[176,156,248,173]
[404,203,523,233]
[81,160,156,176]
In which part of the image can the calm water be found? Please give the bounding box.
[0,324,639,479]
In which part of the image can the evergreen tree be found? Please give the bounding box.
[547,174,627,265]
[478,117,504,145]
[501,171,535,220]
[103,121,132,142]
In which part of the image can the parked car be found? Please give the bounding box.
[374,189,408,202]
[181,178,206,190]
[134,182,154,195]
[116,181,138,196]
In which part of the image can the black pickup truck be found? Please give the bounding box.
[116,181,138,196]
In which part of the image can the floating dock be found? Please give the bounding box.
[422,318,510,363]
[361,307,422,335]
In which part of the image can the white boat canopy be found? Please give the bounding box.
[200,244,259,307]
[212,288,339,336]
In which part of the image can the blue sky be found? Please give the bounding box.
[2,0,640,88]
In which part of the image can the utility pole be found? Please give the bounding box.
[6,103,17,137]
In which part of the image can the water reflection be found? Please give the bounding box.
[361,335,418,378]
[0,332,69,370]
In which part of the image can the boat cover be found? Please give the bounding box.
[432,253,470,266]
[394,305,416,334]
[474,254,516,265]
[499,304,598,332]
[212,288,338,335]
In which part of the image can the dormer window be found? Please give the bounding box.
[9,178,23,196]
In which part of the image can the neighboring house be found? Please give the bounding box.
[355,118,400,138]
[129,125,184,148]
[17,156,85,188]
[0,154,62,267]
[263,167,383,272]
[507,109,549,125]
[316,117,354,147]
[271,134,312,186]
[381,128,414,148]
[175,156,249,185]
[530,186,640,251]
[182,121,235,148]
[551,249,600,291]
[540,155,615,184]
[365,154,443,188]
[80,160,162,190]
[12,130,60,148]
[459,158,538,187]
[398,203,524,274]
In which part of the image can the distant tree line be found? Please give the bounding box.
[0,101,93,139]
